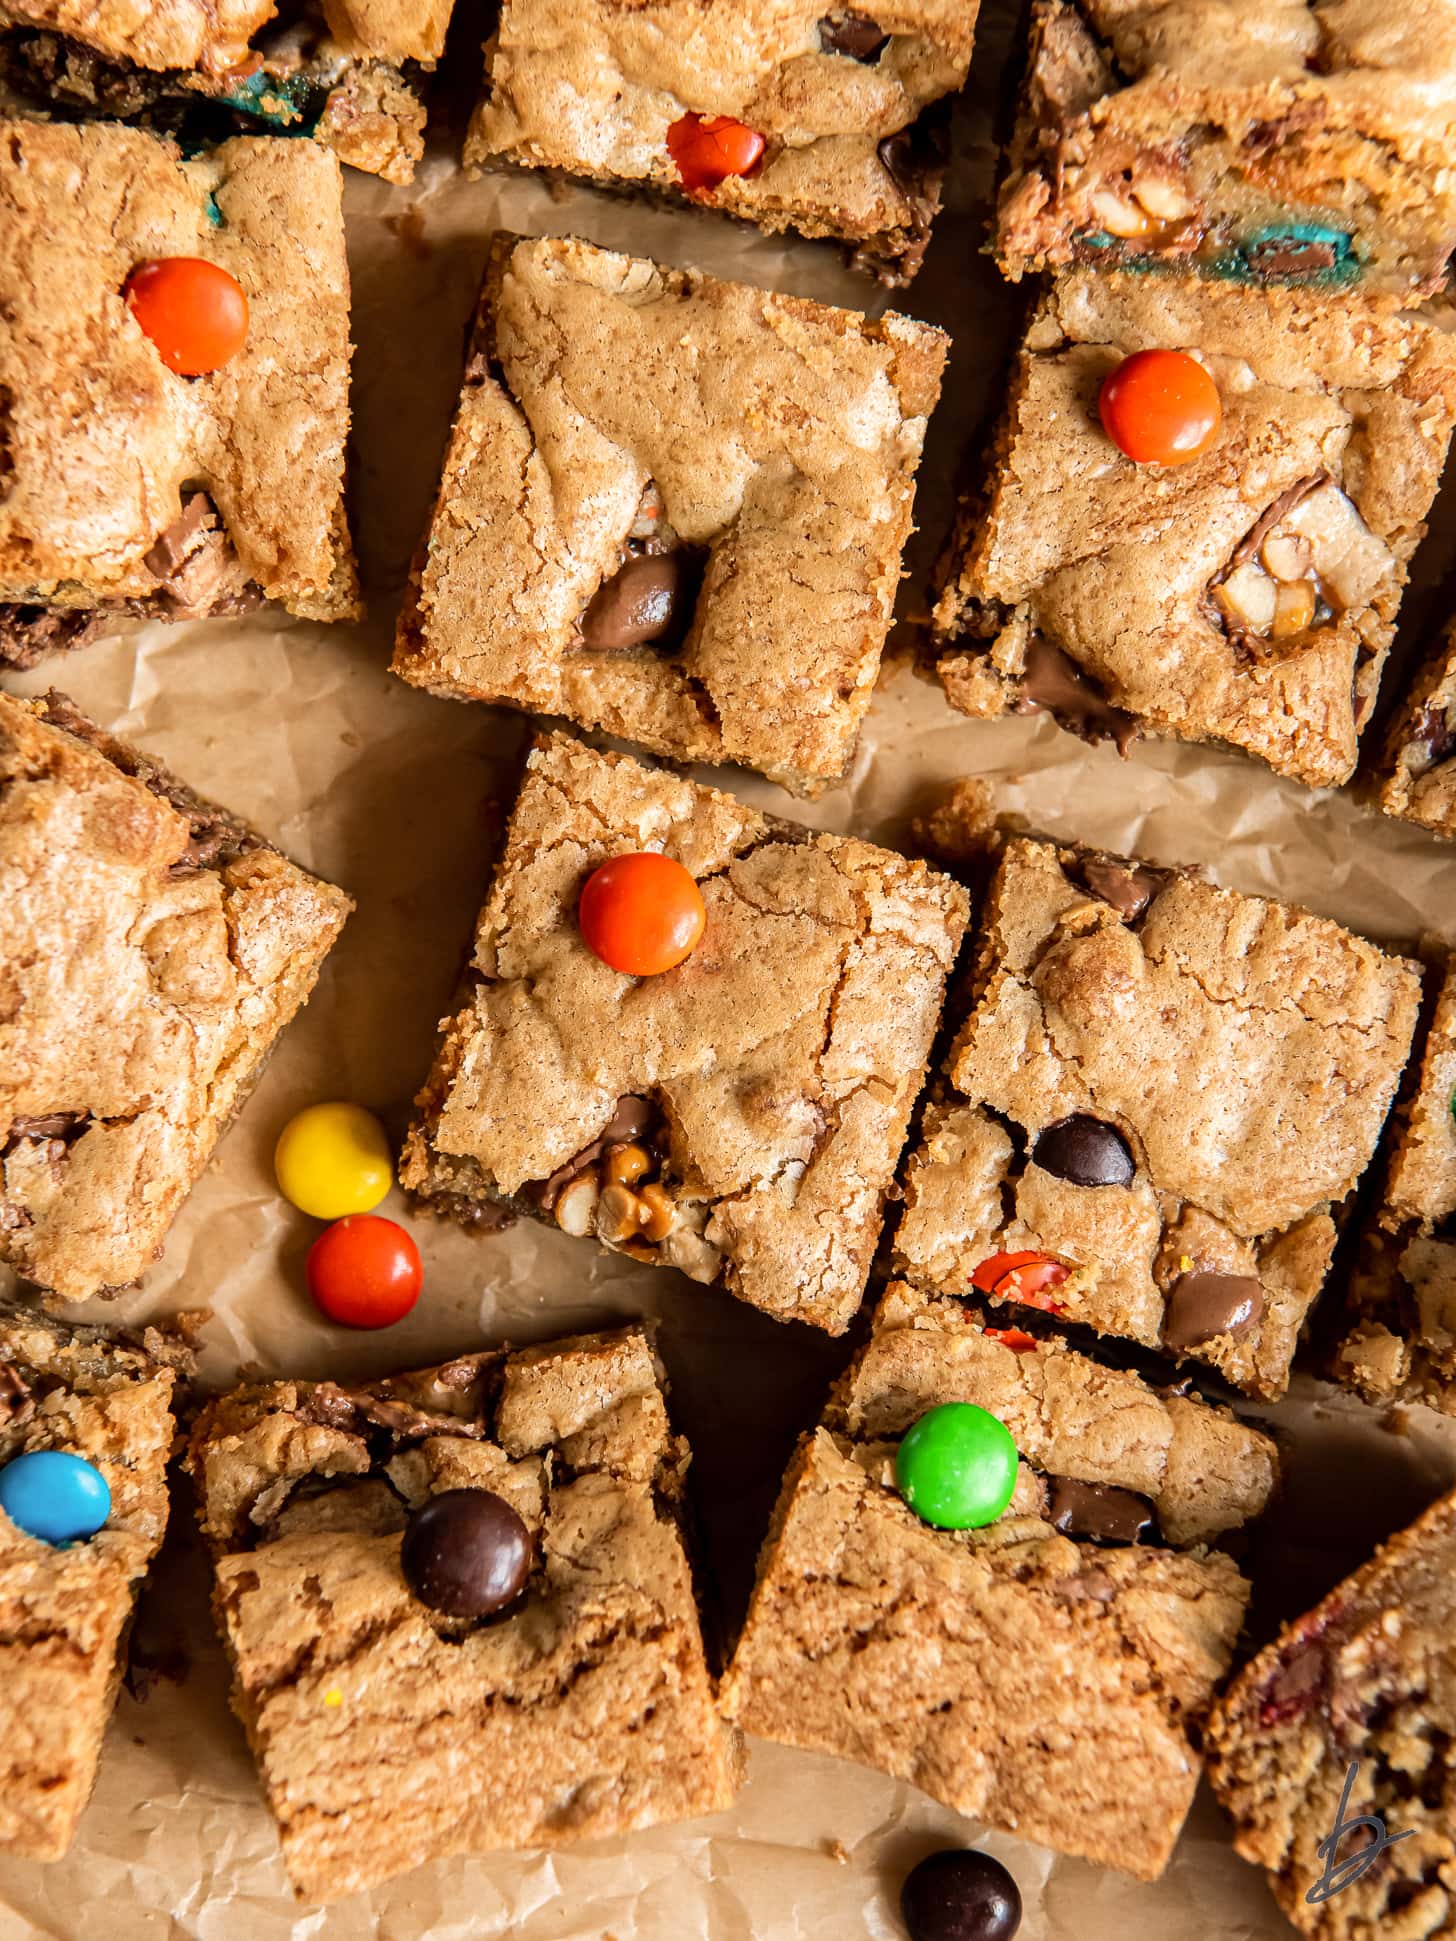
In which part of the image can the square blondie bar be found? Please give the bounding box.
[997,0,1456,296]
[720,1278,1277,1880]
[0,120,358,671]
[932,270,1456,788]
[393,234,947,795]
[465,2,980,284]
[400,733,968,1334]
[0,691,351,1301]
[0,1304,186,1861]
[188,1327,740,1902]
[0,2,452,183]
[892,834,1421,1398]
[1334,953,1456,1413]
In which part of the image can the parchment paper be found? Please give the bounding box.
[6,5,1456,1933]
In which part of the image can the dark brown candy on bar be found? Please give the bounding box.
[1046,1475,1156,1546]
[1416,702,1456,766]
[1033,1114,1135,1187]
[819,11,889,59]
[580,551,693,650]
[526,1094,657,1211]
[1076,854,1165,921]
[901,1849,1023,1941]
[400,1488,532,1619]
[1013,634,1138,752]
[1163,1269,1263,1349]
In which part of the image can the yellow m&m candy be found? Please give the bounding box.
[275,1102,393,1220]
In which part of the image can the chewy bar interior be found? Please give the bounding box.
[0,691,352,1302]
[891,833,1422,1399]
[0,1,453,184]
[0,119,358,672]
[720,1278,1277,1881]
[1378,615,1456,841]
[0,1305,186,1862]
[187,1327,739,1902]
[931,271,1456,788]
[996,0,1456,295]
[465,2,980,284]
[1206,1482,1456,1934]
[393,233,947,795]
[400,732,969,1334]
[1334,953,1456,1413]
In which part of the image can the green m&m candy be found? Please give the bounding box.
[895,1403,1019,1531]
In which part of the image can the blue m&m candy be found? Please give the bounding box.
[0,1450,111,1545]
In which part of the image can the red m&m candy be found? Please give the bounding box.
[306,1215,422,1329]
[579,851,706,976]
[667,113,766,192]
[125,257,249,375]
[1099,348,1221,465]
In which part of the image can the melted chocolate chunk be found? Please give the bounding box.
[401,1488,532,1619]
[1013,635,1138,752]
[0,603,107,671]
[1416,702,1456,766]
[1244,239,1338,277]
[1163,1270,1263,1349]
[143,493,215,581]
[877,114,950,209]
[1046,1475,1156,1546]
[819,10,889,59]
[1033,1115,1135,1188]
[525,1095,657,1211]
[4,1112,89,1146]
[580,551,697,651]
[1076,854,1165,921]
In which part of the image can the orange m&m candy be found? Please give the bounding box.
[667,113,766,192]
[579,852,706,976]
[125,257,249,376]
[1098,348,1221,465]
[306,1215,422,1330]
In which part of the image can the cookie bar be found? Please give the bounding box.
[1377,618,1456,840]
[188,1326,740,1902]
[0,3,452,183]
[464,3,980,284]
[997,0,1456,296]
[393,234,947,796]
[931,271,1456,788]
[0,120,358,672]
[400,732,968,1334]
[891,833,1421,1398]
[1207,1481,1456,1935]
[0,1304,187,1860]
[1333,954,1456,1413]
[720,1278,1276,1880]
[0,691,351,1301]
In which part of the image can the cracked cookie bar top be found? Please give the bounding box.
[188,1326,740,1903]
[0,690,351,1302]
[0,2,452,184]
[393,234,947,795]
[465,3,979,284]
[997,0,1456,296]
[1334,952,1456,1414]
[1207,1481,1456,1935]
[932,270,1456,788]
[892,834,1421,1399]
[400,732,969,1335]
[0,1304,188,1861]
[0,120,358,672]
[720,1278,1277,1880]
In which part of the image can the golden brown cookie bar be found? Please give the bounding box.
[931,271,1456,788]
[400,732,968,1334]
[0,691,351,1301]
[465,3,979,284]
[1377,618,1456,840]
[0,1304,188,1861]
[0,3,452,183]
[188,1327,740,1902]
[891,834,1421,1398]
[997,0,1456,295]
[1207,1481,1456,1935]
[720,1279,1276,1880]
[1334,953,1456,1411]
[0,119,358,670]
[393,234,947,796]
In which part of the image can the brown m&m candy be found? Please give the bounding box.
[1033,1114,1135,1187]
[400,1488,532,1618]
[900,1849,1022,1941]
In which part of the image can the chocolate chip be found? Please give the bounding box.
[400,1488,532,1619]
[818,10,888,59]
[1013,635,1138,753]
[1076,854,1165,921]
[581,552,694,650]
[901,1850,1022,1941]
[601,1094,655,1145]
[4,1112,88,1144]
[526,1094,658,1211]
[877,115,949,204]
[143,492,214,580]
[1033,1115,1135,1187]
[1162,1270,1263,1349]
[1046,1475,1156,1546]
[1416,702,1456,766]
